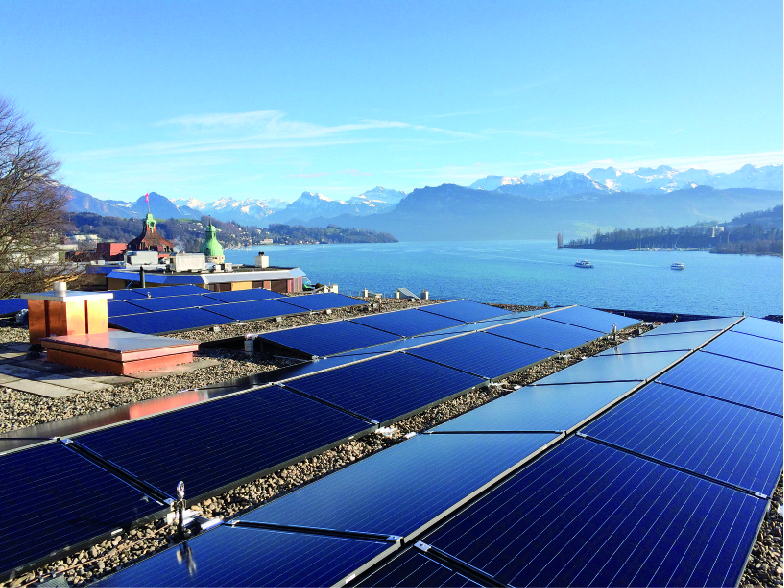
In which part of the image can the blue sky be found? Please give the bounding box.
[2,0,781,203]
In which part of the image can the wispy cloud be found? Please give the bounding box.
[341,168,371,176]
[485,125,650,146]
[49,128,93,135]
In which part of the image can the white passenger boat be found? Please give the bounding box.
[574,260,593,268]
[671,262,685,270]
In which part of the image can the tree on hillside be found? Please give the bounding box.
[0,98,80,298]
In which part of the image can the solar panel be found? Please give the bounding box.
[422,437,767,588]
[75,386,373,500]
[0,442,163,577]
[419,300,512,323]
[283,353,485,425]
[597,330,718,355]
[657,351,783,416]
[107,300,149,318]
[130,285,208,298]
[431,381,637,433]
[582,382,783,496]
[206,299,304,322]
[641,317,738,337]
[350,309,465,337]
[0,298,27,316]
[240,432,557,538]
[257,321,401,358]
[201,288,283,303]
[732,317,784,342]
[703,330,783,370]
[535,351,687,385]
[108,307,233,334]
[358,549,481,588]
[121,294,223,313]
[108,289,147,301]
[283,293,362,311]
[474,309,549,324]
[97,525,393,587]
[489,317,599,352]
[544,305,639,333]
[405,332,552,380]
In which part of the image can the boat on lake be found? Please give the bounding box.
[575,260,593,268]
[671,262,685,270]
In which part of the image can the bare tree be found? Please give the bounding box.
[0,98,80,298]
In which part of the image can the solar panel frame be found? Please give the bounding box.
[283,293,363,311]
[108,307,234,334]
[597,330,719,355]
[418,300,512,323]
[349,308,466,338]
[534,350,687,386]
[120,294,224,313]
[107,300,150,318]
[422,436,768,588]
[731,317,784,343]
[283,353,486,426]
[488,317,600,352]
[544,305,639,333]
[201,288,284,303]
[582,382,784,496]
[405,331,553,380]
[74,385,375,502]
[256,321,401,358]
[107,289,147,301]
[641,317,738,337]
[703,330,783,370]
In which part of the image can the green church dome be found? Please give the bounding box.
[201,223,225,257]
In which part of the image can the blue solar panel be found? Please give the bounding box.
[241,432,557,538]
[642,317,738,337]
[582,382,783,496]
[732,317,783,342]
[283,353,485,425]
[350,309,465,337]
[257,321,401,358]
[202,288,283,303]
[130,285,208,298]
[406,332,552,380]
[0,442,162,577]
[474,309,549,324]
[423,437,767,588]
[107,300,149,318]
[598,330,718,355]
[0,299,27,316]
[283,293,362,311]
[108,289,147,301]
[206,299,304,322]
[535,351,687,385]
[419,300,512,323]
[489,317,599,351]
[97,525,392,587]
[432,381,637,433]
[75,386,372,501]
[109,307,233,334]
[121,294,222,313]
[359,549,481,587]
[657,351,783,416]
[703,330,783,370]
[544,305,639,333]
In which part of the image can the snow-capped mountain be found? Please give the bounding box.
[496,171,612,199]
[266,187,409,224]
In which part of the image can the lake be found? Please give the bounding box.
[225,241,783,318]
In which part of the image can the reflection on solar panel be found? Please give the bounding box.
[257,321,401,358]
[109,307,232,334]
[422,437,766,588]
[98,525,392,587]
[642,317,737,337]
[657,351,783,416]
[474,309,548,324]
[732,317,784,342]
[107,300,149,318]
[359,550,481,588]
[75,386,373,501]
[0,443,162,576]
[544,305,639,333]
[123,295,223,313]
[597,330,717,355]
[582,382,783,495]
[283,353,485,425]
[130,285,208,298]
[489,317,598,351]
[206,299,304,322]
[350,308,465,338]
[703,331,783,369]
[107,289,147,301]
[419,300,512,323]
[201,288,283,303]
[241,432,557,538]
[432,381,637,433]
[406,332,552,380]
[284,293,362,311]
[535,351,686,385]
[0,299,27,316]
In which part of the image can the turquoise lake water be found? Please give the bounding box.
[225,241,783,318]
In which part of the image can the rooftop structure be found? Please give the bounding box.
[127,213,174,254]
[201,222,225,264]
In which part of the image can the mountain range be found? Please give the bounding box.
[63,164,782,241]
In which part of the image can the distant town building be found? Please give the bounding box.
[128,213,175,255]
[97,242,128,261]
